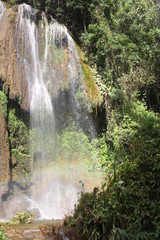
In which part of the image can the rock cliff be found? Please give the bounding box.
[0,4,29,183]
[0,101,9,183]
[0,5,28,110]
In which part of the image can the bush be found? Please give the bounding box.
[0,230,9,240]
[8,109,29,153]
[73,153,160,239]
[9,211,35,225]
[0,91,8,119]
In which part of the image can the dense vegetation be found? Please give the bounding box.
[0,74,30,178]
[72,1,160,239]
[5,0,160,239]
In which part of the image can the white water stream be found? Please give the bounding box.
[0,0,5,19]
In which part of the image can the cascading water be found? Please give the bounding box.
[17,4,56,168]
[0,0,5,19]
[1,2,102,220]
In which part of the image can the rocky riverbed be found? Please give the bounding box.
[0,220,83,240]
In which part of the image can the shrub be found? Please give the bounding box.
[0,91,8,119]
[0,230,9,240]
[9,211,35,225]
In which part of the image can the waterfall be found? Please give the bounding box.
[17,4,56,167]
[1,2,101,220]
[0,0,5,19]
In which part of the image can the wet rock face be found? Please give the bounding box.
[0,102,9,183]
[0,5,29,111]
[0,3,11,185]
[0,3,29,185]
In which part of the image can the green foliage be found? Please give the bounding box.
[72,1,160,233]
[91,134,109,169]
[81,0,160,110]
[74,154,160,239]
[107,101,160,161]
[66,0,91,32]
[11,148,30,173]
[0,91,8,119]
[8,109,29,153]
[73,99,160,239]
[7,108,30,174]
[56,122,100,170]
[82,0,159,70]
[7,0,17,5]
[0,230,9,240]
[0,86,30,173]
[9,211,35,225]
